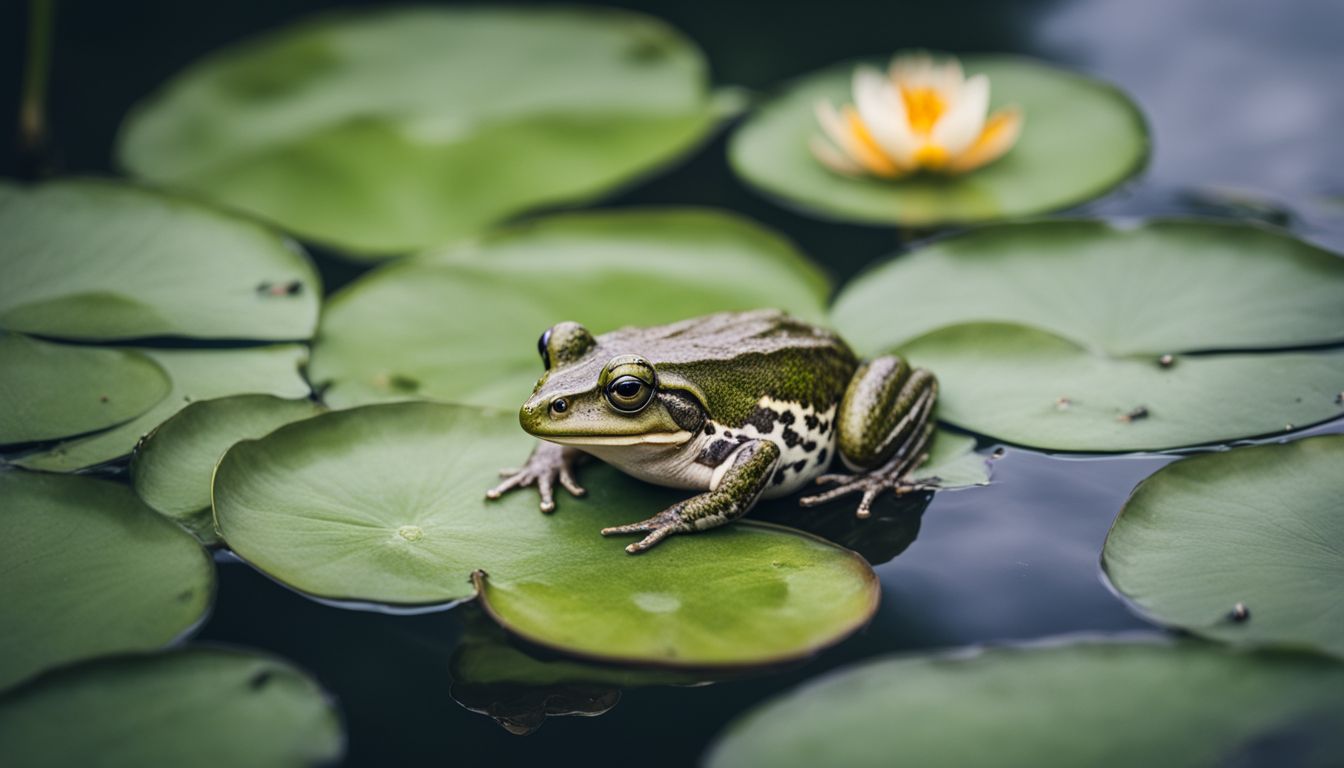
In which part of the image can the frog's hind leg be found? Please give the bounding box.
[799,356,938,518]
[601,439,780,554]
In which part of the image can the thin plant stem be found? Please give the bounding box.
[18,0,56,178]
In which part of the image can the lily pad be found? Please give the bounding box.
[1103,436,1344,658]
[730,56,1148,227]
[309,209,830,409]
[0,648,344,767]
[132,395,325,543]
[117,6,722,255]
[831,220,1344,450]
[0,333,169,445]
[17,345,310,472]
[706,640,1344,768]
[0,180,319,341]
[0,472,214,691]
[214,402,878,668]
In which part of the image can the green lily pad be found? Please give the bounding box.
[0,180,319,341]
[117,6,722,256]
[0,648,344,767]
[831,220,1344,450]
[310,209,830,409]
[0,333,169,445]
[706,641,1344,768]
[131,395,325,543]
[730,56,1148,227]
[1103,436,1344,658]
[0,472,214,691]
[17,345,310,472]
[214,402,878,668]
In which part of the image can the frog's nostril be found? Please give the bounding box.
[550,398,568,415]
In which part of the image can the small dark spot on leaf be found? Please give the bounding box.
[99,395,109,403]
[1229,602,1250,622]
[1117,406,1149,423]
[991,447,1006,459]
[389,374,420,393]
[249,670,275,690]
[624,37,667,63]
[176,589,194,602]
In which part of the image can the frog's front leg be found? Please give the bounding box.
[601,439,781,554]
[800,355,938,518]
[486,441,586,513]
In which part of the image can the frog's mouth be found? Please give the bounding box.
[541,431,693,447]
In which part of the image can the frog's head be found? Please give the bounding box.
[520,321,700,446]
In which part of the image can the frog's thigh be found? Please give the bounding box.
[836,355,938,470]
[689,439,781,528]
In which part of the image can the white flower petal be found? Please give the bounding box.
[853,67,916,167]
[932,73,990,156]
[809,135,863,175]
[814,99,857,159]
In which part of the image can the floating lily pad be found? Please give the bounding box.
[706,640,1344,768]
[1104,436,1344,658]
[730,56,1148,227]
[0,648,343,766]
[117,6,723,256]
[831,220,1344,450]
[132,395,325,543]
[17,345,310,472]
[0,334,169,445]
[214,402,878,668]
[310,209,830,409]
[0,472,214,691]
[0,180,319,341]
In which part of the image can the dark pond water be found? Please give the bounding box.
[4,0,1343,765]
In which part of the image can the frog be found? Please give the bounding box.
[486,309,939,554]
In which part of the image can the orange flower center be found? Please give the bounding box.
[900,86,946,135]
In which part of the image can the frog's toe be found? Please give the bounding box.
[558,466,586,498]
[485,471,533,500]
[601,509,689,554]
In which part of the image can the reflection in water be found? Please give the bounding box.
[755,491,933,566]
[447,609,721,735]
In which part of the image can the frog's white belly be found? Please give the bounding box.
[577,397,838,498]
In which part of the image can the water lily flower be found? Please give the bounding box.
[810,53,1023,178]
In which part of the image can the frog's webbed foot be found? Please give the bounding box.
[485,441,586,514]
[799,424,937,519]
[600,505,693,554]
[603,439,781,554]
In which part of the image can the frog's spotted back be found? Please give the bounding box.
[600,310,858,426]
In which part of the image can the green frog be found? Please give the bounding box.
[486,310,938,554]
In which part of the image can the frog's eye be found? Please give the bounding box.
[605,375,653,413]
[537,328,553,370]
